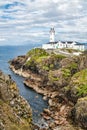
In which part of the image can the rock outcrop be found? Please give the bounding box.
[65,69,87,103]
[9,48,87,130]
[71,97,87,129]
[0,70,33,130]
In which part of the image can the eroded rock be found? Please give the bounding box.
[71,97,87,129]
[0,71,33,130]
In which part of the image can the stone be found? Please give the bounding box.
[43,96,47,100]
[43,115,50,120]
[10,100,15,107]
[43,109,51,115]
[48,99,54,106]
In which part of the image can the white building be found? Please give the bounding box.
[57,41,86,51]
[42,28,87,51]
[50,28,55,43]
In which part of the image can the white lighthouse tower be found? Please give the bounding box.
[50,28,55,43]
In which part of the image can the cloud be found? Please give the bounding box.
[0,0,87,45]
[0,38,6,41]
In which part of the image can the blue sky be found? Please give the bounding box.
[0,0,87,45]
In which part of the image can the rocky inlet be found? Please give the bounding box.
[9,48,87,130]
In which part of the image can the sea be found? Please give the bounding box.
[0,44,48,126]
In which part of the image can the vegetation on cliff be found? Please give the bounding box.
[66,69,87,103]
[0,71,33,130]
[26,48,66,73]
[10,48,87,130]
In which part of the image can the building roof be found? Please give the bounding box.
[60,41,86,46]
[46,42,58,44]
[59,41,74,44]
[66,41,73,44]
[76,43,84,45]
[61,41,66,44]
[46,41,87,46]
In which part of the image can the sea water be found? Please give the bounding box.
[0,44,48,124]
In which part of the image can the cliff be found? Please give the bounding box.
[9,48,87,130]
[0,70,33,130]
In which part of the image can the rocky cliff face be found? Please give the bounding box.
[0,70,33,130]
[9,48,87,130]
[65,69,87,103]
[71,97,87,129]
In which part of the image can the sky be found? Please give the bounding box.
[0,0,87,45]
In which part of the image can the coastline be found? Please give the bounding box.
[9,64,77,130]
[9,48,87,130]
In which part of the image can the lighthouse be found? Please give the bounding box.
[50,28,55,43]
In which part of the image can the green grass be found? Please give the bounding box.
[26,48,66,72]
[62,68,71,78]
[36,55,49,63]
[27,48,49,57]
[42,66,50,71]
[67,63,78,70]
[51,53,66,60]
[71,69,87,96]
[77,84,87,96]
[26,48,49,68]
